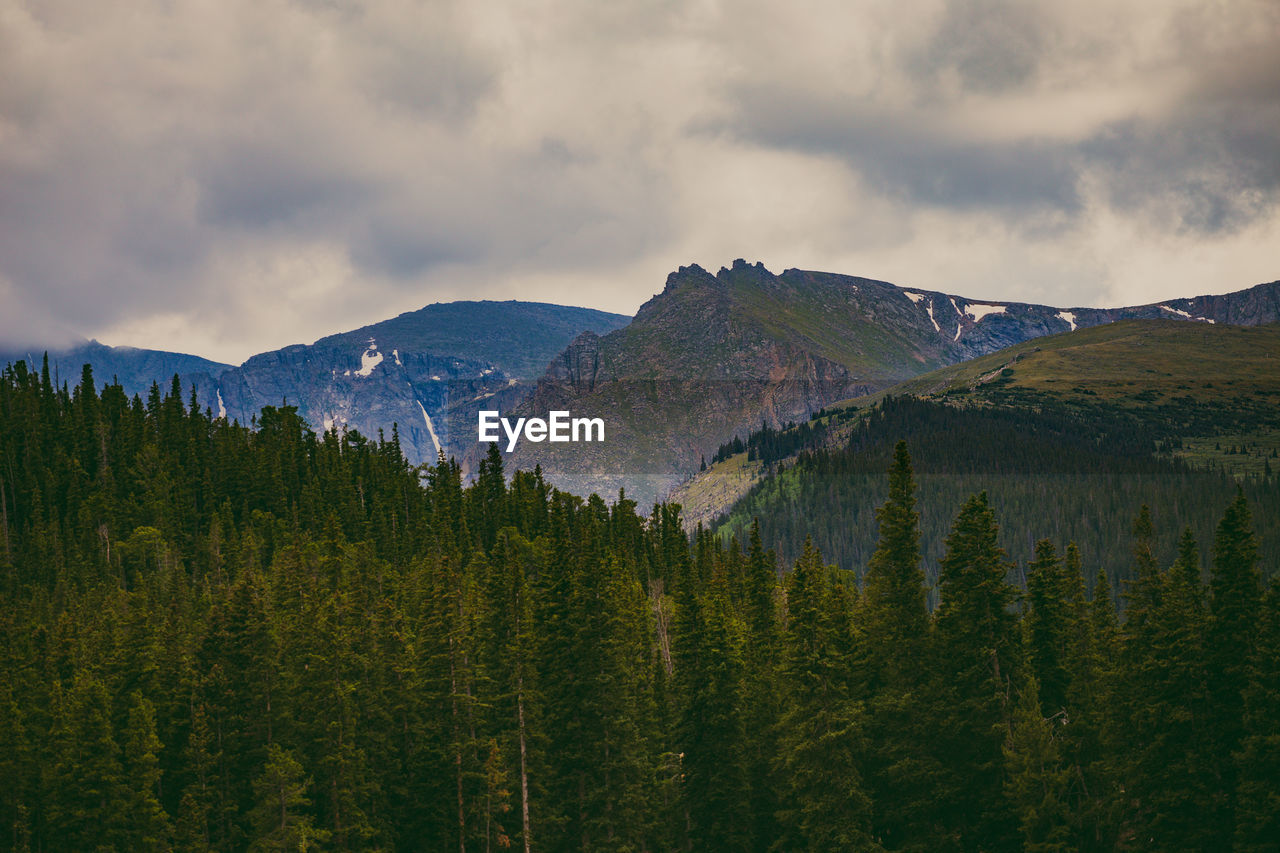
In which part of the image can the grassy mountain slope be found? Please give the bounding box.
[669,320,1280,596]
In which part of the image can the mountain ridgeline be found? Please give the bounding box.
[6,264,1280,505]
[8,301,630,476]
[503,262,1280,503]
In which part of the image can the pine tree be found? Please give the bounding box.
[247,744,328,851]
[679,562,752,850]
[1124,527,1213,849]
[1072,566,1123,852]
[860,442,938,849]
[1233,578,1280,851]
[121,691,174,850]
[933,492,1020,850]
[741,519,783,850]
[863,441,928,686]
[1206,490,1263,845]
[1025,539,1073,717]
[47,674,128,850]
[1003,676,1074,853]
[773,539,877,851]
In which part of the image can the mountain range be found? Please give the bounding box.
[4,263,1278,505]
[503,261,1280,503]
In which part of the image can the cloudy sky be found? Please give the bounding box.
[2,0,1278,364]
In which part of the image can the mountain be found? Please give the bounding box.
[310,300,633,382]
[7,267,1277,503]
[0,340,233,400]
[1,302,630,472]
[502,260,1280,505]
[676,319,1280,592]
[215,301,629,469]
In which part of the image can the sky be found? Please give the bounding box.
[1,0,1278,365]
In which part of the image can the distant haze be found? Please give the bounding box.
[1,0,1277,364]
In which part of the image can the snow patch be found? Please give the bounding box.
[344,370,351,376]
[925,302,940,332]
[507,378,518,386]
[949,297,962,316]
[216,390,226,419]
[392,348,402,366]
[1161,304,1216,323]
[1057,311,1077,331]
[355,345,384,377]
[965,303,1007,322]
[902,290,939,331]
[954,324,963,342]
[431,375,442,381]
[417,401,443,457]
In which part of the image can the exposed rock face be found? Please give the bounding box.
[211,302,628,472]
[548,331,602,391]
[496,263,1280,505]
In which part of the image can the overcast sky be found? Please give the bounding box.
[2,0,1277,364]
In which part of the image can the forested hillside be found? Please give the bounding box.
[1,358,1276,851]
[713,396,1280,599]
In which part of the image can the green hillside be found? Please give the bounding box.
[682,320,1280,590]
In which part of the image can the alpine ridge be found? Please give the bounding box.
[499,261,1280,504]
[5,265,1278,505]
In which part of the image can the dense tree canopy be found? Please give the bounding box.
[0,362,1273,850]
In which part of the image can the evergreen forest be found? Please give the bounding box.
[1,360,1277,851]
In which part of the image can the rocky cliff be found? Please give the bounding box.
[496,261,1280,505]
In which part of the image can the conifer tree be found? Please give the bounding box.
[679,562,752,850]
[860,441,938,849]
[1124,527,1213,849]
[1003,675,1073,853]
[774,539,877,851]
[1206,490,1263,844]
[1233,578,1280,851]
[122,691,175,851]
[863,440,928,685]
[933,492,1020,850]
[47,675,128,850]
[741,519,783,849]
[248,744,327,851]
[1025,539,1073,716]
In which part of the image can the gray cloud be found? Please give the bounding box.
[910,0,1048,94]
[717,1,1280,235]
[0,0,1276,362]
